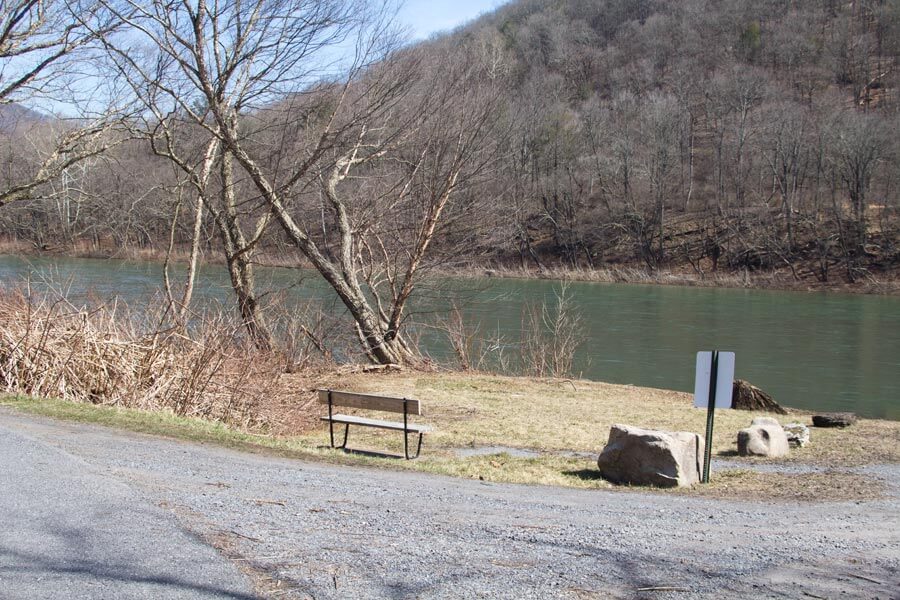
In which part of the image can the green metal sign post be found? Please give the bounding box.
[694,351,735,484]
[702,351,719,484]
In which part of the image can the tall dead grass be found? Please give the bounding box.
[438,303,511,373]
[520,282,584,378]
[461,264,760,287]
[448,263,900,294]
[436,284,584,378]
[0,288,286,428]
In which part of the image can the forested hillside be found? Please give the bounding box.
[449,0,900,282]
[1,0,898,287]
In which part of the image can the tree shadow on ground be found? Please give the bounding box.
[1,511,261,600]
[0,546,259,600]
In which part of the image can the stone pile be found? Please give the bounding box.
[782,422,810,448]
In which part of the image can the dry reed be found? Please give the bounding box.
[0,288,285,428]
[520,282,584,378]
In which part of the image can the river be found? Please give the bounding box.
[1,254,897,419]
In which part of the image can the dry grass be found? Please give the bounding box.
[325,372,813,457]
[0,288,295,429]
[786,419,900,466]
[442,264,900,295]
[675,469,886,502]
[285,371,899,500]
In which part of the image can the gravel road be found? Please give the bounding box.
[1,408,898,599]
[0,411,255,600]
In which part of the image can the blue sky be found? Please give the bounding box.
[19,1,512,116]
[398,0,511,40]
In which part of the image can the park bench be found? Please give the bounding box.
[318,389,432,459]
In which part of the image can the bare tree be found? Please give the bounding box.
[762,101,811,252]
[0,1,124,208]
[103,0,501,363]
[636,92,682,266]
[828,109,890,271]
[311,45,502,362]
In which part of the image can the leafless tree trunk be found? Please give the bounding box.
[214,148,273,351]
[830,110,887,259]
[763,103,810,253]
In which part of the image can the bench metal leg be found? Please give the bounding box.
[328,390,335,448]
[330,419,423,459]
[327,390,351,451]
[328,420,350,450]
[404,431,424,460]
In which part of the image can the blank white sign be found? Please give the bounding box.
[693,351,735,409]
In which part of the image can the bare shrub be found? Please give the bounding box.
[520,282,585,378]
[0,287,282,428]
[437,303,510,373]
[269,302,344,373]
[442,304,474,370]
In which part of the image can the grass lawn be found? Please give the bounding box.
[4,371,898,501]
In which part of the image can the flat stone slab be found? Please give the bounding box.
[812,412,858,428]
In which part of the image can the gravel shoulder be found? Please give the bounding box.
[1,408,898,600]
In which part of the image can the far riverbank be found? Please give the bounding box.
[2,239,898,296]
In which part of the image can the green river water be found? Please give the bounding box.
[1,255,897,420]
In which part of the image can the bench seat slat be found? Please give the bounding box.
[321,414,432,433]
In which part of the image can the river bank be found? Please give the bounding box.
[441,262,900,295]
[2,239,897,296]
[4,369,899,501]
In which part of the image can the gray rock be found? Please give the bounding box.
[737,420,790,457]
[596,424,704,488]
[812,412,857,428]
[783,422,811,448]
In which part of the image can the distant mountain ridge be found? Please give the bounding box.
[0,103,49,129]
[0,0,895,286]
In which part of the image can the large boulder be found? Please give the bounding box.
[596,424,704,488]
[737,417,790,457]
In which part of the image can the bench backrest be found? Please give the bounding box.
[318,389,423,416]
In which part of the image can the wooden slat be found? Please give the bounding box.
[317,389,422,415]
[320,414,432,433]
